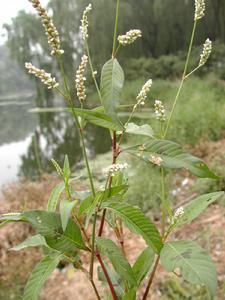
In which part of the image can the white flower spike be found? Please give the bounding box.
[194,0,205,21]
[136,79,152,107]
[25,62,59,89]
[103,163,128,177]
[29,0,64,56]
[75,55,88,102]
[149,155,163,166]
[154,100,166,122]
[199,39,212,66]
[118,29,142,46]
[80,4,92,41]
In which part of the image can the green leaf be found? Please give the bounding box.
[31,107,122,131]
[176,191,224,227]
[97,262,125,298]
[160,240,217,297]
[76,108,122,131]
[126,123,154,138]
[11,234,48,251]
[63,155,71,180]
[0,212,24,221]
[23,253,63,300]
[96,237,137,287]
[103,202,163,254]
[51,159,63,177]
[47,182,65,212]
[101,58,125,128]
[78,185,128,217]
[0,220,10,228]
[22,210,88,252]
[60,199,77,231]
[125,140,218,179]
[122,288,136,300]
[132,247,155,286]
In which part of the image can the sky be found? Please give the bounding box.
[0,0,49,44]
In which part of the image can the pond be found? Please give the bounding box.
[0,95,111,186]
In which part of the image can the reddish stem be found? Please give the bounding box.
[96,251,118,300]
[98,208,106,236]
[142,255,160,300]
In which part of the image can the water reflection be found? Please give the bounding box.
[0,97,111,184]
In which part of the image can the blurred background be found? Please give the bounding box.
[0,0,225,299]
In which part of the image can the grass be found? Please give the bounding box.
[88,73,225,145]
[121,74,225,145]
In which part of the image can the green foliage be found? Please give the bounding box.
[96,237,137,288]
[60,199,77,231]
[125,140,218,179]
[23,253,63,300]
[22,210,88,252]
[11,234,48,251]
[101,58,125,128]
[175,192,224,227]
[160,240,217,297]
[31,107,123,131]
[158,277,210,299]
[132,247,155,286]
[124,42,225,81]
[125,160,163,212]
[125,123,154,138]
[47,182,65,212]
[0,212,24,221]
[103,202,163,254]
[97,262,125,298]
[63,155,71,181]
[78,185,128,217]
[122,288,136,300]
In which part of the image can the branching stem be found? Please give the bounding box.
[163,20,197,138]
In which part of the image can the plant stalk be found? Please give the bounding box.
[142,255,160,300]
[163,20,197,138]
[112,0,120,57]
[85,41,102,103]
[58,59,96,197]
[90,211,98,278]
[90,278,101,300]
[96,251,118,300]
[98,131,117,237]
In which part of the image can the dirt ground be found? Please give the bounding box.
[0,140,225,299]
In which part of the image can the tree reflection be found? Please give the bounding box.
[19,112,111,178]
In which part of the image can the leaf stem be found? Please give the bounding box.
[90,278,101,300]
[85,41,102,103]
[89,210,97,278]
[98,131,118,237]
[163,20,197,138]
[161,167,166,237]
[184,65,201,79]
[142,255,160,300]
[112,0,120,57]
